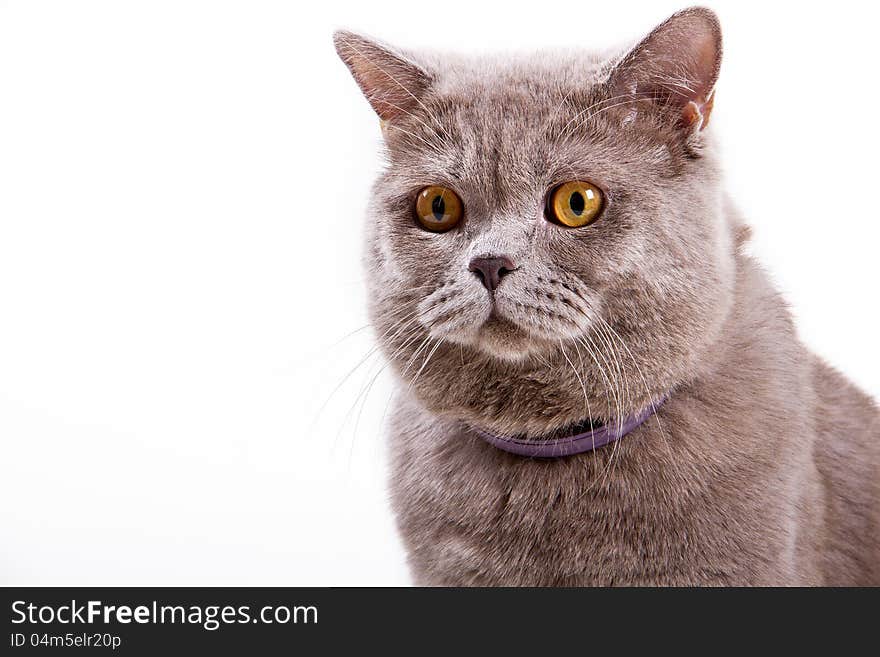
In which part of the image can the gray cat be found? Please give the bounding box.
[334,7,879,585]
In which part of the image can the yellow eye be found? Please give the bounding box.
[415,186,463,232]
[548,181,604,228]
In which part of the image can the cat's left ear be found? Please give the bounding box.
[333,30,431,124]
[608,7,722,134]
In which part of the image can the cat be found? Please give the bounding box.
[334,7,880,585]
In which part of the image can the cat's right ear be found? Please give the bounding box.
[333,31,431,124]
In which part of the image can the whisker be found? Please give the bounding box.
[407,337,445,392]
[596,315,672,454]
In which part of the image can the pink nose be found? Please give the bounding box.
[468,255,515,292]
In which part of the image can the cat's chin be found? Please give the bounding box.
[468,315,550,363]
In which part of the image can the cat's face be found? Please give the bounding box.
[337,8,738,436]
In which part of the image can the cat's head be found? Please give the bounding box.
[335,8,738,436]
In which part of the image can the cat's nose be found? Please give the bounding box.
[468,255,516,292]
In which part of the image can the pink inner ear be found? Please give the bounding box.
[683,90,716,132]
[610,8,722,132]
[334,31,430,123]
[687,25,721,107]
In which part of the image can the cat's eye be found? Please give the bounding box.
[415,186,463,232]
[547,181,604,228]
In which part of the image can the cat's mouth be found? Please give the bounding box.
[486,308,508,324]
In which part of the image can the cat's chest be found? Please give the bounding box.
[387,396,804,585]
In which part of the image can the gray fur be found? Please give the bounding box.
[335,7,880,585]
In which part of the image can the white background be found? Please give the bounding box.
[1,1,878,585]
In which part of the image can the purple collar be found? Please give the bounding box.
[472,397,666,458]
